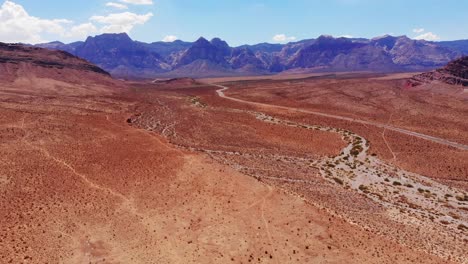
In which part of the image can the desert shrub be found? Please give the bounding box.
[424,193,433,199]
[392,181,402,186]
[359,185,369,193]
[333,177,344,185]
[449,212,460,220]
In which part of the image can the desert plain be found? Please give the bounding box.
[1,70,467,263]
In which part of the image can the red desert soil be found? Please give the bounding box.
[0,47,466,264]
[1,84,451,264]
[216,75,468,184]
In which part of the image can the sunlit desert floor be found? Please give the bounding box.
[1,73,467,263]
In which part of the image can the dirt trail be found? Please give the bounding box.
[259,186,278,264]
[215,85,468,151]
[382,113,397,162]
[213,85,468,262]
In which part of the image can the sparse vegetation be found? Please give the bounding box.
[392,181,402,186]
[359,185,370,193]
[189,97,207,108]
[455,195,468,202]
[333,177,344,185]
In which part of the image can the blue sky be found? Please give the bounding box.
[1,0,468,45]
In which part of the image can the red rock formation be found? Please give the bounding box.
[408,56,468,87]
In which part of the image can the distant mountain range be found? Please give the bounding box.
[34,33,468,79]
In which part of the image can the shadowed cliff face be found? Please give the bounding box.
[444,56,468,80]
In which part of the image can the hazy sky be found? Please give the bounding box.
[1,0,468,45]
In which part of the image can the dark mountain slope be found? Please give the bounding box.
[409,56,468,86]
[32,34,468,78]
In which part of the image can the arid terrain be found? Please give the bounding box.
[1,45,467,263]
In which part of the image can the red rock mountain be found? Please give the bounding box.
[35,33,467,78]
[408,56,468,86]
[0,43,119,94]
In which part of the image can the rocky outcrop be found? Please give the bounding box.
[408,56,468,86]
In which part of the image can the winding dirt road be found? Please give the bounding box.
[214,85,468,151]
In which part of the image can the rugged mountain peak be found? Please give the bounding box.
[444,56,468,79]
[314,35,354,46]
[98,32,132,41]
[371,35,400,50]
[194,37,210,46]
[210,37,231,56]
[176,37,230,67]
[317,35,334,39]
[84,32,134,47]
[74,33,170,78]
[371,34,393,40]
[47,41,65,45]
[211,37,228,47]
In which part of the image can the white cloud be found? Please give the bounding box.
[272,34,296,43]
[0,1,153,44]
[0,1,154,43]
[119,0,153,5]
[413,28,425,33]
[162,35,178,42]
[0,0,72,43]
[106,2,128,10]
[90,12,153,34]
[414,32,440,41]
[66,23,98,39]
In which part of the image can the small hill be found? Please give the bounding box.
[152,77,200,86]
[408,56,468,86]
[0,43,119,94]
